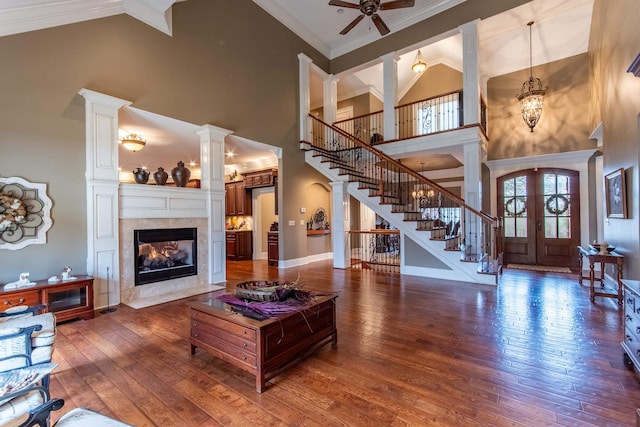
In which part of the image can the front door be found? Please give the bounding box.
[498,168,580,269]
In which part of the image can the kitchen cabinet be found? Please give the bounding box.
[244,169,277,189]
[267,232,279,266]
[226,230,253,260]
[225,182,252,216]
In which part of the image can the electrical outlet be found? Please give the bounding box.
[288,220,295,226]
[300,207,306,213]
[300,220,305,225]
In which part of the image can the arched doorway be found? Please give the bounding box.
[497,168,580,270]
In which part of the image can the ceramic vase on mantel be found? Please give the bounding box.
[133,167,149,184]
[153,167,168,185]
[171,161,191,187]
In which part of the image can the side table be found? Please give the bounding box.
[577,246,624,305]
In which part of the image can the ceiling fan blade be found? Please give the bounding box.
[328,0,361,9]
[371,13,390,35]
[340,14,365,35]
[379,0,415,10]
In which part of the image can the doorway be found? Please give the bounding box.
[497,168,580,269]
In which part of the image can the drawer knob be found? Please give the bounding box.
[193,333,199,338]
[242,331,247,335]
[627,315,633,322]
[626,335,633,343]
[243,343,248,348]
[193,322,197,327]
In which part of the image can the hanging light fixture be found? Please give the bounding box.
[411,49,427,73]
[120,134,146,152]
[516,21,547,132]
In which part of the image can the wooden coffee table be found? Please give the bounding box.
[189,294,337,392]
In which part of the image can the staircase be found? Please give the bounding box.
[301,115,503,285]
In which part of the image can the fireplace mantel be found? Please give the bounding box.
[120,183,208,219]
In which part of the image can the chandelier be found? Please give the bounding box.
[120,134,146,152]
[516,21,547,132]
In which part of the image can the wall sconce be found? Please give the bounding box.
[120,134,146,152]
[411,50,427,73]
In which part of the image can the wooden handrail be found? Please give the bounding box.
[307,114,496,224]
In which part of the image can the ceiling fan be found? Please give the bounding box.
[329,0,416,36]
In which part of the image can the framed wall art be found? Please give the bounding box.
[0,176,53,250]
[604,168,627,219]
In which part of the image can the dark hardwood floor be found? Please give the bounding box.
[49,261,640,426]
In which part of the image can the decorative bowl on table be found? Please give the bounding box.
[590,244,615,253]
[235,280,296,302]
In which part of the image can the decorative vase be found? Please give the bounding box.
[171,161,191,187]
[133,167,149,184]
[153,167,168,185]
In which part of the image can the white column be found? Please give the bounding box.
[79,88,131,309]
[323,75,338,125]
[298,53,313,141]
[381,52,398,140]
[463,141,483,257]
[197,124,234,284]
[459,20,481,126]
[330,181,350,268]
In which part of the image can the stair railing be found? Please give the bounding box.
[303,114,502,278]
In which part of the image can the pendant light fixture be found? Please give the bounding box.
[516,21,547,132]
[411,49,427,73]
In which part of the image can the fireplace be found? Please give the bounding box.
[134,227,197,286]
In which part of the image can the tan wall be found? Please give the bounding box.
[399,64,462,105]
[589,0,640,279]
[0,0,328,283]
[487,53,595,160]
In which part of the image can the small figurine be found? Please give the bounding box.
[62,266,72,281]
[4,272,35,289]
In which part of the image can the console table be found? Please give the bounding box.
[0,275,94,323]
[577,246,624,305]
[189,294,337,392]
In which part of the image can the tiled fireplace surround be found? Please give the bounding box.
[118,184,225,309]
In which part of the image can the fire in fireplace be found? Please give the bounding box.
[134,227,197,286]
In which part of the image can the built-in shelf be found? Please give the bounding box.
[307,229,331,236]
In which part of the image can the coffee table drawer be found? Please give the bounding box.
[192,321,257,352]
[191,309,257,341]
[191,329,257,368]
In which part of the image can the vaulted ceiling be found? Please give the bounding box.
[1,0,594,173]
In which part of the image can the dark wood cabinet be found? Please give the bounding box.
[226,230,253,260]
[225,182,252,216]
[267,231,279,266]
[1,276,94,323]
[244,169,277,189]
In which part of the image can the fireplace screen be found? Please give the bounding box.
[134,228,197,286]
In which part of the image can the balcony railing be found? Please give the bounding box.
[332,90,488,143]
[303,115,503,280]
[349,229,400,273]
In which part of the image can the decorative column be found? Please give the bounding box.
[463,141,484,257]
[330,181,350,268]
[459,20,481,126]
[323,75,338,126]
[381,52,398,140]
[197,124,234,284]
[79,88,131,309]
[298,53,313,141]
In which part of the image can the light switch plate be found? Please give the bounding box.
[288,220,295,226]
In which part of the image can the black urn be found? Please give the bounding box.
[153,167,168,185]
[171,161,191,187]
[133,167,149,184]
